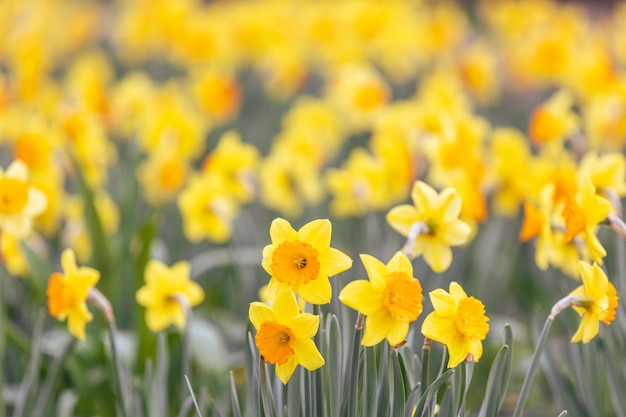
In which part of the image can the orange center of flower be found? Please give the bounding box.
[455,297,489,340]
[46,272,76,317]
[519,202,543,242]
[271,240,320,286]
[255,321,296,365]
[382,272,423,322]
[529,106,562,145]
[14,134,50,170]
[0,177,29,215]
[601,282,618,326]
[158,158,187,192]
[562,196,586,242]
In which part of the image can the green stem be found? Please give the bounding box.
[108,321,129,417]
[421,337,432,396]
[31,337,76,417]
[512,317,554,417]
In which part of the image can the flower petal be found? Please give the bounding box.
[446,331,470,368]
[423,239,452,273]
[339,280,382,316]
[273,290,301,321]
[421,312,456,344]
[386,205,419,235]
[299,275,332,304]
[428,289,457,317]
[249,302,277,329]
[290,313,320,339]
[448,282,468,302]
[412,181,438,214]
[276,355,298,384]
[439,188,462,221]
[319,247,352,277]
[440,220,471,246]
[6,160,28,181]
[270,218,298,244]
[299,219,331,249]
[361,309,392,346]
[61,249,78,277]
[359,253,388,291]
[386,321,409,346]
[293,338,325,371]
[386,251,413,276]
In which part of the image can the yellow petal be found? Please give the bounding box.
[359,253,388,291]
[411,181,438,213]
[448,282,468,302]
[319,247,352,277]
[299,276,332,304]
[136,286,153,307]
[361,309,392,346]
[423,239,452,273]
[261,244,274,275]
[276,355,298,384]
[184,281,205,306]
[468,339,483,362]
[290,314,319,339]
[299,219,331,249]
[386,321,409,346]
[249,302,277,329]
[439,188,462,221]
[270,218,298,244]
[386,205,419,235]
[446,331,470,368]
[428,290,457,317]
[23,188,47,217]
[386,251,412,276]
[440,220,471,246]
[421,312,455,342]
[273,290,301,321]
[293,338,324,371]
[6,160,28,181]
[339,280,382,316]
[145,308,173,332]
[61,249,78,277]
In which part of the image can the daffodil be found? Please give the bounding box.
[562,174,612,263]
[528,90,579,146]
[386,181,471,272]
[262,218,352,304]
[136,260,204,332]
[46,249,100,340]
[339,252,423,346]
[421,282,490,368]
[569,261,618,343]
[249,289,324,384]
[0,159,47,238]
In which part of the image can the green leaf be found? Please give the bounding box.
[478,345,510,417]
[391,349,406,417]
[325,314,342,417]
[403,383,421,417]
[230,371,242,417]
[341,319,363,417]
[410,369,454,417]
[362,346,378,417]
[20,242,52,295]
[375,344,389,417]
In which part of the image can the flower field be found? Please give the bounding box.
[1,0,626,416]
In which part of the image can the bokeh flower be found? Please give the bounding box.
[569,261,618,343]
[421,282,489,368]
[262,218,352,304]
[0,159,47,238]
[136,260,205,333]
[249,289,324,384]
[46,249,100,340]
[339,251,422,346]
[386,181,471,272]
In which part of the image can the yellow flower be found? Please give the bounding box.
[578,151,626,197]
[177,173,239,243]
[528,90,579,146]
[569,261,618,343]
[190,67,241,124]
[46,249,100,340]
[386,181,471,272]
[137,146,189,206]
[1,231,28,277]
[421,282,489,368]
[562,174,612,264]
[136,260,204,333]
[249,289,324,384]
[0,159,47,238]
[339,252,423,346]
[262,218,352,305]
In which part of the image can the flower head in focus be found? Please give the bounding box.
[0,159,47,238]
[386,181,471,272]
[46,249,100,340]
[262,218,352,304]
[339,251,422,346]
[569,261,618,343]
[249,289,324,384]
[136,260,204,332]
[421,282,489,368]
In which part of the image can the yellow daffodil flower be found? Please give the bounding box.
[421,282,489,368]
[249,289,324,384]
[578,151,626,197]
[137,146,189,206]
[136,260,205,333]
[569,261,618,343]
[528,90,579,146]
[386,181,471,272]
[0,159,47,238]
[177,173,239,243]
[262,218,352,304]
[190,67,241,124]
[562,174,612,264]
[46,249,100,340]
[339,252,423,346]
